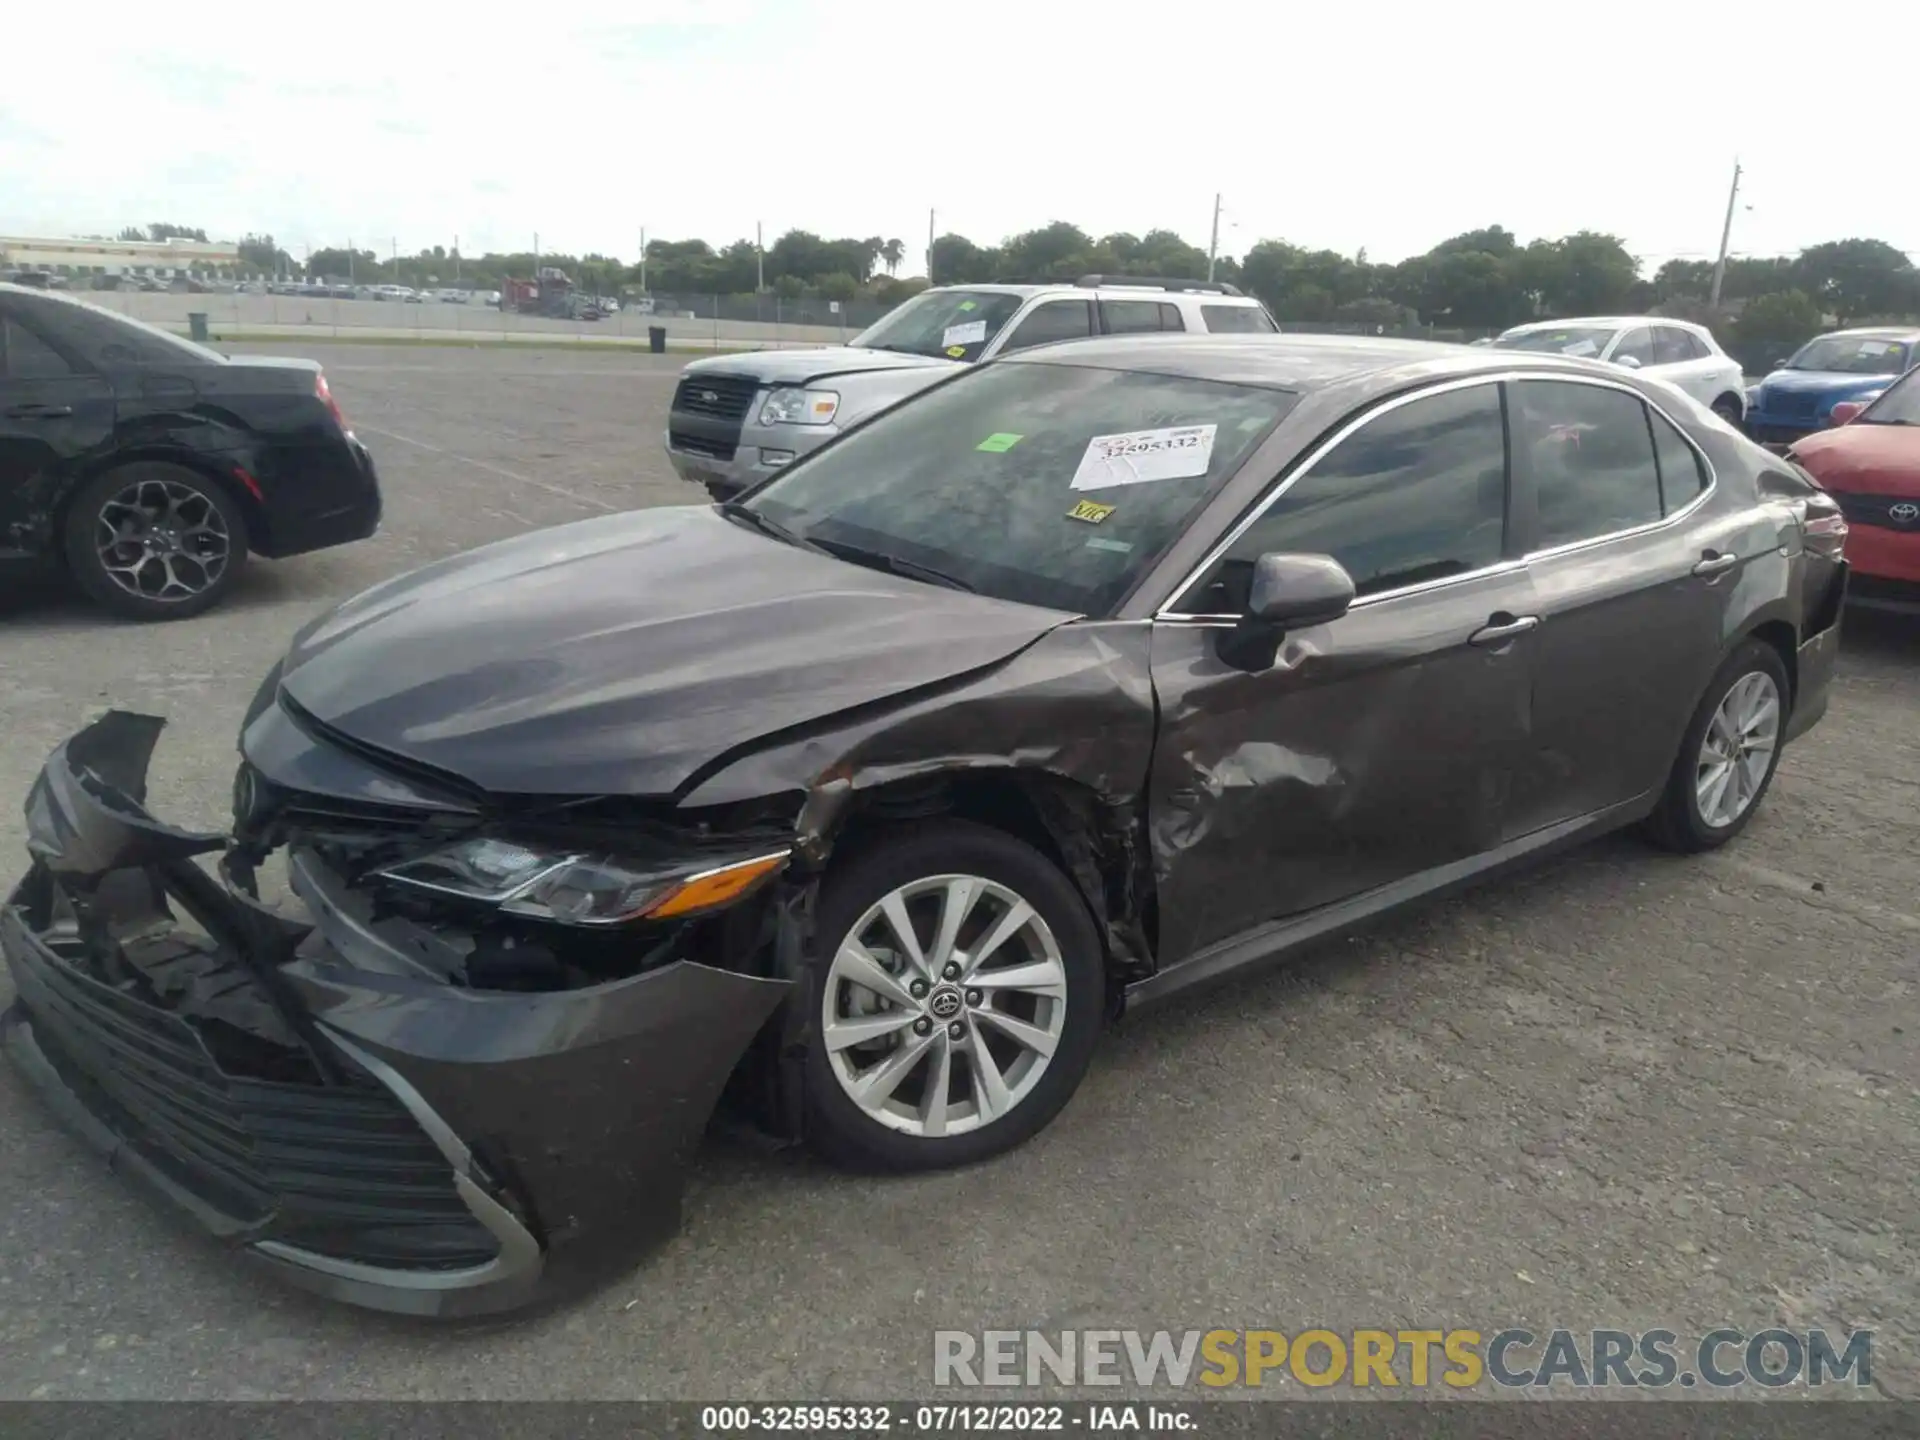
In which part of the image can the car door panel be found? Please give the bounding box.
[0,312,116,561]
[1503,378,1732,836]
[1143,379,1533,965]
[1147,568,1538,963]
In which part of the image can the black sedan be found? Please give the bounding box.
[0,283,381,619]
[1,334,1846,1316]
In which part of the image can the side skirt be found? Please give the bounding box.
[1123,793,1654,1012]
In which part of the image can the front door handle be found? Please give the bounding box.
[4,403,73,419]
[1692,551,1739,577]
[1469,613,1540,646]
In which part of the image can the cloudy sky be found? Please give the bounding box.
[3,0,1914,273]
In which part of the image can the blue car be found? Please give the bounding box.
[1745,326,1919,447]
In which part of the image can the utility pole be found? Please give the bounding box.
[1709,160,1742,311]
[453,235,460,282]
[927,208,936,285]
[756,221,764,292]
[1207,193,1222,282]
[390,236,397,283]
[347,238,355,284]
[639,227,647,294]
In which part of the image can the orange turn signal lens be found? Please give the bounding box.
[642,852,791,920]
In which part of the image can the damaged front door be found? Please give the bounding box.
[1143,380,1537,965]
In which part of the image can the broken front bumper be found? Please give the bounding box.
[0,713,789,1318]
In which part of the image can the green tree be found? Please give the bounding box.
[1735,289,1824,364]
[997,222,1096,280]
[1793,238,1917,322]
[930,233,995,284]
[1521,231,1638,316]
[880,238,905,275]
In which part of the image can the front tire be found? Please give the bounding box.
[1642,640,1790,853]
[801,821,1105,1173]
[62,462,248,621]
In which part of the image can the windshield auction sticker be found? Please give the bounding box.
[943,319,988,347]
[1071,424,1217,491]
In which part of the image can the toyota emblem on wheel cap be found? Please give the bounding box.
[928,986,963,1020]
[1891,501,1919,525]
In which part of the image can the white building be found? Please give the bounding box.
[0,234,241,279]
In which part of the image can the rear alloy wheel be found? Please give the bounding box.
[63,463,248,621]
[802,822,1103,1172]
[1643,640,1790,853]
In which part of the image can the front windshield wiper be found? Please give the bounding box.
[717,500,828,553]
[811,537,978,593]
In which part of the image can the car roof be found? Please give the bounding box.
[1500,315,1699,333]
[1819,325,1920,341]
[1004,332,1523,391]
[930,281,1262,304]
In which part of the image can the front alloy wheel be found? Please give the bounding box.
[823,874,1068,1139]
[802,822,1104,1171]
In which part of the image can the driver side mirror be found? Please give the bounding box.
[1218,553,1355,672]
[1612,353,1643,370]
[1248,552,1356,628]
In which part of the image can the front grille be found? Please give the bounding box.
[1827,490,1920,532]
[668,432,736,462]
[10,931,498,1271]
[671,374,759,421]
[1775,393,1821,420]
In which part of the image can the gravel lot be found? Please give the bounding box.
[0,343,1915,1401]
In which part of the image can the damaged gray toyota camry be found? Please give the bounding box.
[3,334,1850,1317]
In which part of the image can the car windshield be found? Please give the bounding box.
[1492,326,1619,359]
[747,360,1298,615]
[1785,336,1911,375]
[1859,367,1920,425]
[850,289,1027,362]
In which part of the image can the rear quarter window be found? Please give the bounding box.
[1200,304,1277,334]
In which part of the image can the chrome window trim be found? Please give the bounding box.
[1154,370,1720,623]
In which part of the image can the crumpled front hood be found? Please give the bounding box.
[274,506,1070,797]
[681,346,954,387]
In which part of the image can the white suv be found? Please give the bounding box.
[1491,316,1747,424]
[666,277,1278,500]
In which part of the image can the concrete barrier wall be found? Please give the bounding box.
[76,290,852,350]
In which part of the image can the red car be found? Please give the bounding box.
[1788,365,1920,616]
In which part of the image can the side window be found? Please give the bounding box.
[0,316,74,380]
[1103,300,1175,335]
[999,300,1093,353]
[1177,383,1508,612]
[1648,407,1710,510]
[1652,327,1706,364]
[1513,380,1664,548]
[1200,304,1277,334]
[1612,327,1656,365]
[1159,302,1185,331]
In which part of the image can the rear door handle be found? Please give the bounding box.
[1469,614,1540,646]
[1692,551,1739,577]
[4,403,74,419]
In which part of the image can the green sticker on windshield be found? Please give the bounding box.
[976,432,1023,453]
[958,300,977,311]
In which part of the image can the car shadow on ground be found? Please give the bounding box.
[0,557,343,630]
[1839,606,1919,659]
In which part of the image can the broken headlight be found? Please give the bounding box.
[376,837,789,927]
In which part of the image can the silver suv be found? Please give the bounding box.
[665,277,1277,500]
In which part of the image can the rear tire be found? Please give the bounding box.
[1711,394,1744,427]
[801,821,1105,1173]
[1641,640,1790,853]
[62,462,248,621]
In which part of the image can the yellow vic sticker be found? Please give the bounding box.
[1068,499,1116,524]
[947,345,967,358]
